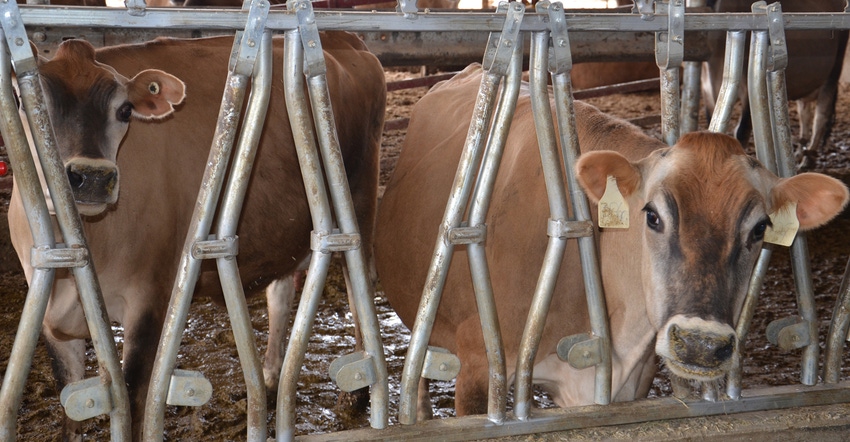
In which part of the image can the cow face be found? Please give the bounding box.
[577,131,848,382]
[26,39,185,216]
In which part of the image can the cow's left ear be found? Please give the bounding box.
[126,69,186,120]
[576,150,641,203]
[770,172,849,230]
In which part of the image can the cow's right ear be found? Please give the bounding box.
[126,70,186,120]
[576,150,641,203]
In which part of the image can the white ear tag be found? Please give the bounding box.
[764,202,799,247]
[598,175,629,229]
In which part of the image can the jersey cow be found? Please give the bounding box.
[702,0,848,168]
[8,33,384,439]
[374,64,848,417]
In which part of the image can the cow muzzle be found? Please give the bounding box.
[65,158,119,216]
[655,315,736,381]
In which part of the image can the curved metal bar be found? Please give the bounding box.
[213,30,273,442]
[397,70,501,426]
[0,36,60,440]
[277,29,337,441]
[824,257,850,383]
[144,50,251,442]
[708,30,746,134]
[658,67,681,145]
[463,41,523,425]
[747,30,776,172]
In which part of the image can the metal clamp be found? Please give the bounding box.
[229,0,269,76]
[447,224,487,245]
[421,346,461,381]
[30,244,89,269]
[538,0,571,75]
[166,370,213,407]
[310,229,361,253]
[548,218,593,239]
[60,377,113,422]
[654,0,684,70]
[289,0,326,78]
[557,333,604,370]
[481,1,524,76]
[0,0,36,74]
[762,1,788,72]
[191,235,239,260]
[767,316,811,350]
[329,351,378,392]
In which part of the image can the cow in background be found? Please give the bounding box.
[8,33,384,440]
[374,64,848,418]
[702,0,848,168]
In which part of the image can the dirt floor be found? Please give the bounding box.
[3,68,850,440]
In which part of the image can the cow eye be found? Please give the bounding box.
[643,206,663,232]
[116,102,133,123]
[751,219,770,242]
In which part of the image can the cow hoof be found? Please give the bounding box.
[335,386,370,415]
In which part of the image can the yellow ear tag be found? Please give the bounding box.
[598,175,629,229]
[764,201,799,247]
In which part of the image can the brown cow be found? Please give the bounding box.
[374,64,848,417]
[8,33,384,440]
[702,0,848,168]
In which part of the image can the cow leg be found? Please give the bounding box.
[263,275,296,393]
[796,95,815,145]
[42,332,86,442]
[120,308,165,441]
[452,320,489,416]
[417,377,434,421]
[734,102,753,148]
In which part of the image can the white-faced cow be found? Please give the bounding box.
[8,33,385,440]
[374,64,848,417]
[702,0,849,168]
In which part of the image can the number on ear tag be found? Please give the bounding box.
[598,175,629,229]
[764,202,799,247]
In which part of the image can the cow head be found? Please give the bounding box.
[26,39,185,216]
[577,131,848,382]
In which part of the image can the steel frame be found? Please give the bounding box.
[0,0,848,441]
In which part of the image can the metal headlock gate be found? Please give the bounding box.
[0,0,848,440]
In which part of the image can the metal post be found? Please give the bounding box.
[707,31,746,133]
[679,0,705,134]
[654,0,684,145]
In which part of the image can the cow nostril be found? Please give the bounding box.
[67,169,85,189]
[714,338,734,362]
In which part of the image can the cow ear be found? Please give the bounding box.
[576,150,641,203]
[126,69,186,120]
[770,172,849,230]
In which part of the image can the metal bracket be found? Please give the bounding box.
[289,0,327,78]
[447,224,486,245]
[191,235,239,260]
[329,351,378,392]
[59,377,113,422]
[654,0,684,70]
[557,333,604,370]
[766,316,811,350]
[761,1,788,72]
[228,0,270,76]
[30,244,89,269]
[481,1,524,76]
[124,0,147,16]
[166,369,213,406]
[421,346,461,381]
[537,0,571,75]
[0,0,37,74]
[310,229,361,253]
[397,0,419,19]
[548,218,593,239]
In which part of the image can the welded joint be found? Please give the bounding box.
[0,0,37,73]
[31,244,89,269]
[447,223,487,245]
[537,0,572,74]
[760,2,788,72]
[329,351,377,392]
[654,0,684,70]
[124,0,147,16]
[310,229,361,253]
[289,0,327,78]
[548,218,593,239]
[191,235,239,260]
[481,1,524,76]
[228,0,269,76]
[421,346,461,381]
[397,0,419,19]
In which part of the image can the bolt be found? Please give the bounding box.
[14,37,22,47]
[187,388,195,397]
[439,363,448,371]
[354,372,363,381]
[248,39,256,48]
[558,38,567,47]
[86,398,95,408]
[308,40,317,48]
[582,350,591,359]
[33,32,46,43]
